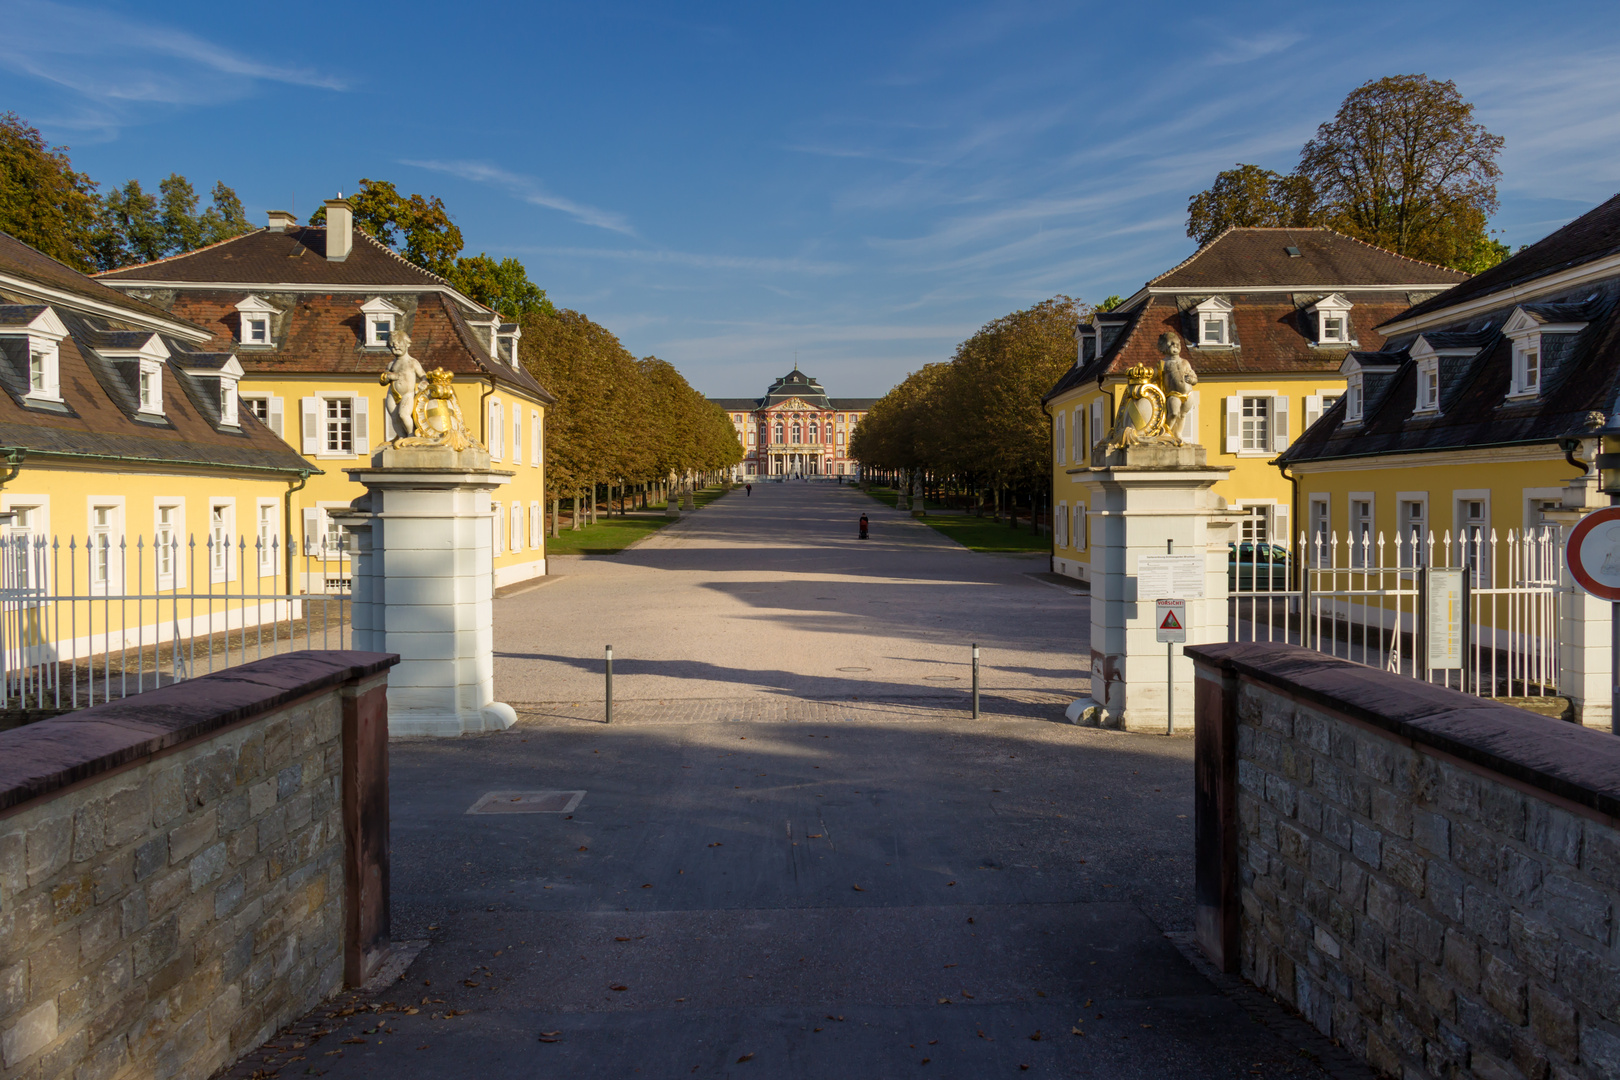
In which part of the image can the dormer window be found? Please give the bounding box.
[137,359,163,414]
[1345,377,1364,422]
[235,295,280,347]
[219,378,239,426]
[1191,297,1233,348]
[1503,305,1587,400]
[179,353,245,429]
[360,297,404,348]
[1416,357,1440,413]
[1308,294,1354,346]
[1515,340,1540,395]
[1,305,70,403]
[29,344,60,399]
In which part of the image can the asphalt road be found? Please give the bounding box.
[217,483,1333,1080]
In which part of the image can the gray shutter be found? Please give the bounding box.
[301,397,319,454]
[267,395,284,439]
[352,395,370,457]
[302,508,322,561]
[1303,394,1322,431]
[1183,391,1199,443]
[1272,395,1290,452]
[1224,396,1241,454]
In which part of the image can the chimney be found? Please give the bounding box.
[324,198,353,262]
[266,210,297,232]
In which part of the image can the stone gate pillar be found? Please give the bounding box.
[337,444,517,737]
[1066,442,1237,732]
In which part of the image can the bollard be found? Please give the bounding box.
[972,643,980,719]
[605,644,613,724]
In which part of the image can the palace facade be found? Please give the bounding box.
[712,368,876,477]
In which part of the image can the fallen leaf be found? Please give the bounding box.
[961,991,974,999]
[813,1027,823,1033]
[539,1037,560,1044]
[341,1038,367,1045]
[946,881,956,886]
[976,1030,991,1040]
[1072,1027,1085,1036]
[1020,1066,1030,1072]
[1035,990,1046,997]
[1029,1031,1042,1041]
[826,1015,844,1022]
[578,846,588,852]
[943,963,957,968]
[921,1058,930,1064]
[616,936,631,942]
[937,998,952,1005]
[1140,1023,1152,1029]
[709,842,723,847]
[610,985,629,992]
[540,1031,561,1038]
[1084,999,1092,1007]
[736,1053,754,1062]
[403,1007,419,1015]
[852,884,864,892]
[807,833,822,838]
[418,1045,430,1050]
[463,980,479,988]
[641,884,653,889]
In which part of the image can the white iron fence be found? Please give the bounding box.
[1228,527,1561,700]
[2,532,351,712]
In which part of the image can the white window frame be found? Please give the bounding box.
[1523,487,1564,538]
[1224,391,1287,455]
[88,498,126,594]
[1239,396,1270,453]
[1193,296,1233,348]
[360,297,404,349]
[1308,495,1330,566]
[1348,493,1375,569]
[241,394,285,438]
[219,376,239,426]
[1415,356,1440,413]
[1309,294,1354,346]
[153,498,185,588]
[1236,501,1275,547]
[136,358,164,415]
[4,306,69,403]
[1503,307,1586,400]
[1344,375,1364,423]
[255,498,279,578]
[235,295,279,347]
[1,495,49,589]
[1454,490,1491,585]
[208,498,235,584]
[302,394,369,459]
[1396,492,1428,569]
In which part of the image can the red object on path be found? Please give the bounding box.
[859,514,869,540]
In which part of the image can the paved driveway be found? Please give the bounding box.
[219,484,1334,1079]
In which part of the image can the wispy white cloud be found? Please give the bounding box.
[520,245,846,276]
[0,0,346,112]
[401,159,637,237]
[1206,30,1307,65]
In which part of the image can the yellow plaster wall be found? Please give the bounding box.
[1047,372,1348,576]
[235,373,548,583]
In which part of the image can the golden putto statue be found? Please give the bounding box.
[1101,332,1200,451]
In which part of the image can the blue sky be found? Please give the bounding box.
[6,0,1620,397]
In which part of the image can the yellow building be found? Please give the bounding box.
[1043,228,1466,582]
[98,201,555,589]
[0,230,316,675]
[1276,196,1620,726]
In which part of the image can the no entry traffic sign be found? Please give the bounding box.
[1566,506,1620,601]
[1156,598,1187,643]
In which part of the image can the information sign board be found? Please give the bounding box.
[1156,598,1187,643]
[1426,568,1464,670]
[1138,554,1204,600]
[1566,505,1620,602]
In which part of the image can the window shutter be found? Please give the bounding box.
[493,502,503,555]
[301,397,319,454]
[1303,395,1322,431]
[1182,391,1199,443]
[1272,395,1290,452]
[1056,503,1066,547]
[1074,407,1085,456]
[530,503,540,547]
[1091,400,1104,449]
[301,508,322,561]
[1076,505,1087,550]
[532,412,541,465]
[1055,414,1066,464]
[352,395,370,457]
[490,402,503,460]
[267,395,284,439]
[511,502,522,552]
[514,408,522,463]
[1273,504,1290,550]
[1224,396,1241,454]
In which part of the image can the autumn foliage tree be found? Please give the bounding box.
[1186,75,1509,272]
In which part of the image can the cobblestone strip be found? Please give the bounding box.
[504,692,1073,727]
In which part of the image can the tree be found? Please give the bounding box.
[1186,165,1318,246]
[1299,75,1504,270]
[310,179,463,275]
[0,113,103,271]
[97,174,252,269]
[1183,75,1507,271]
[445,253,555,320]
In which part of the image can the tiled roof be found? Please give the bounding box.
[98,226,458,291]
[829,398,877,409]
[1150,228,1469,290]
[0,232,187,326]
[0,310,311,475]
[710,398,761,410]
[118,289,553,403]
[1396,195,1620,324]
[1281,283,1620,465]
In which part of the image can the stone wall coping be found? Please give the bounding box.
[0,650,398,815]
[1186,641,1620,820]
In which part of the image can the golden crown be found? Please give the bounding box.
[1125,362,1156,383]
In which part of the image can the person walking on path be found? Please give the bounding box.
[746,484,752,496]
[859,513,869,540]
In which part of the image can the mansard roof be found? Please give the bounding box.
[1149,227,1468,291]
[98,226,457,291]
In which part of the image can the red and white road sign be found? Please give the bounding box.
[1566,506,1620,601]
[1155,598,1187,643]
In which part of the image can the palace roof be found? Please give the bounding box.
[1150,227,1468,290]
[709,370,875,412]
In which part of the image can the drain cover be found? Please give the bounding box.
[837,666,870,672]
[466,790,585,815]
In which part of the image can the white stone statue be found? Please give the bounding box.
[379,332,427,440]
[1159,333,1199,446]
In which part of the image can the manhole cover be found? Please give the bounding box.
[924,675,960,682]
[466,790,585,815]
[837,666,870,672]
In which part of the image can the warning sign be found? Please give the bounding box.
[1156,598,1187,643]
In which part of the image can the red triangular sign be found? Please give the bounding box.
[1159,610,1182,631]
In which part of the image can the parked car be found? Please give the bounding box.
[1228,541,1290,592]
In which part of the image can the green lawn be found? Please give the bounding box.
[546,486,731,555]
[864,487,1048,553]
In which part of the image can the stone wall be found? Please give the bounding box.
[0,651,395,1080]
[1188,643,1620,1080]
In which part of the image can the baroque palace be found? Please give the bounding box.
[712,368,876,478]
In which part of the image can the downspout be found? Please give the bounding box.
[284,469,311,587]
[479,376,495,447]
[0,447,25,492]
[1275,457,1298,591]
